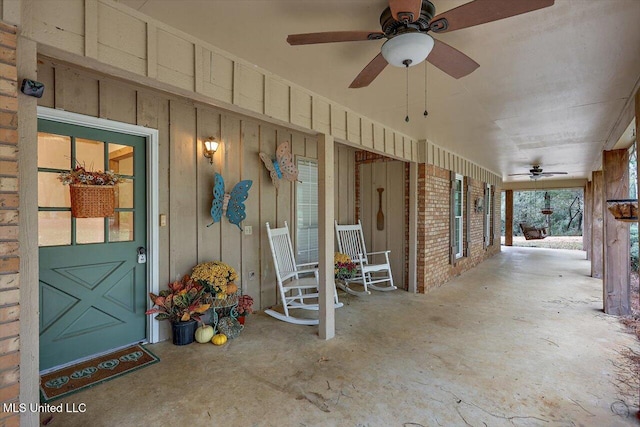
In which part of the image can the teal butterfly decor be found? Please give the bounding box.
[209,173,252,231]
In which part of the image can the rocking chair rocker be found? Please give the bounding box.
[264,222,343,325]
[334,220,397,296]
[519,222,548,240]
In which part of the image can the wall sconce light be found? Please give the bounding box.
[203,137,220,164]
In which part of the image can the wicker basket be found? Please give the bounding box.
[70,184,115,218]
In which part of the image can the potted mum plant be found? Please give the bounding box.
[236,294,254,325]
[334,252,358,280]
[191,261,240,318]
[145,275,211,345]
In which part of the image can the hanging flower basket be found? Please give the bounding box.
[540,208,554,215]
[606,199,638,222]
[59,164,121,218]
[70,184,115,218]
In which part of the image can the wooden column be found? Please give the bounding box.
[635,87,640,422]
[591,170,604,279]
[408,162,418,293]
[603,149,630,315]
[505,190,513,246]
[584,181,592,260]
[16,27,41,426]
[318,133,335,340]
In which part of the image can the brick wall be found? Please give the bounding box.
[417,164,500,293]
[0,22,19,427]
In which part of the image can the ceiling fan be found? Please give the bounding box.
[287,0,555,88]
[508,165,568,180]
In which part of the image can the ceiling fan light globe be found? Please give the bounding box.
[381,33,434,67]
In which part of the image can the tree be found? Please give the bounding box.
[506,188,584,236]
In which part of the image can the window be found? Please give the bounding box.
[453,173,464,259]
[485,184,492,246]
[296,158,318,264]
[37,127,138,247]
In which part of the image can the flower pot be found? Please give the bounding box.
[237,315,245,325]
[171,319,197,345]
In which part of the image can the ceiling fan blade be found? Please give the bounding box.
[287,31,384,46]
[429,0,554,33]
[427,39,479,79]
[389,0,423,23]
[540,172,568,175]
[508,173,534,176]
[349,53,389,88]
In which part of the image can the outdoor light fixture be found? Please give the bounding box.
[203,137,220,164]
[380,33,434,68]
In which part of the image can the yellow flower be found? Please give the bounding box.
[334,252,351,264]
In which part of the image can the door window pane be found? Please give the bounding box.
[76,138,105,171]
[39,211,71,246]
[38,133,71,170]
[108,144,134,176]
[38,172,70,208]
[76,218,105,244]
[115,179,134,209]
[109,212,134,242]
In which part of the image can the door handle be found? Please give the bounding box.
[137,247,146,264]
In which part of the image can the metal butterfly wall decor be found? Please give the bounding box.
[209,172,252,231]
[259,141,300,191]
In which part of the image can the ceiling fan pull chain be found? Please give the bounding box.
[423,60,429,118]
[404,59,411,122]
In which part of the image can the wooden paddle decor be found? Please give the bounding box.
[377,188,384,231]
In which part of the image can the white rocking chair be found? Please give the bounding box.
[334,220,397,296]
[265,221,343,325]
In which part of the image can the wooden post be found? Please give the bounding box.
[408,162,418,293]
[584,181,592,260]
[591,170,604,279]
[318,133,335,339]
[635,87,640,422]
[603,149,630,315]
[505,190,513,246]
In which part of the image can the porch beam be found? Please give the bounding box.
[602,149,630,315]
[318,133,335,339]
[505,190,513,246]
[591,170,604,279]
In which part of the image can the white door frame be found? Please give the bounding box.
[37,106,161,343]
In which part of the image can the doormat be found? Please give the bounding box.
[40,344,159,403]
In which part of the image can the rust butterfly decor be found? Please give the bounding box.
[259,141,300,192]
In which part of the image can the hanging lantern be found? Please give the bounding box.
[541,191,553,215]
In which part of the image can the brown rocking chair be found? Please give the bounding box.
[519,223,548,240]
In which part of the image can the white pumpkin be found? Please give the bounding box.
[194,324,214,343]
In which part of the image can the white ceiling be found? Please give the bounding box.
[118,0,640,183]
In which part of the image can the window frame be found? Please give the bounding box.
[453,173,464,260]
[485,183,493,247]
[294,156,319,264]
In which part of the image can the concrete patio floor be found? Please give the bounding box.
[42,246,639,426]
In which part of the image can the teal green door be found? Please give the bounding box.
[38,119,147,371]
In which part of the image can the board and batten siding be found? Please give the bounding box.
[37,59,357,340]
[5,0,501,187]
[359,161,406,289]
[10,0,420,163]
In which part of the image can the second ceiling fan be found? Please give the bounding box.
[287,0,555,88]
